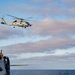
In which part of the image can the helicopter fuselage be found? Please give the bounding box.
[1,18,32,28]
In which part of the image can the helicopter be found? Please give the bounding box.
[1,14,32,28]
[0,50,28,75]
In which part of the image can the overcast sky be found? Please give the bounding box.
[0,0,75,69]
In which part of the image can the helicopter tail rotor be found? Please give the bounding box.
[1,17,6,24]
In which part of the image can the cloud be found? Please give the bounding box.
[6,48,75,59]
[0,18,75,39]
[61,0,75,5]
[0,26,25,39]
[1,0,75,69]
[8,48,75,69]
[1,0,75,18]
[29,18,75,36]
[1,3,65,16]
[1,18,75,54]
[2,36,75,54]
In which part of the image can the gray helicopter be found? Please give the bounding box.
[1,14,32,28]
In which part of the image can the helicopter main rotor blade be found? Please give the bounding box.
[6,14,24,20]
[25,17,33,20]
[6,14,33,21]
[7,14,19,19]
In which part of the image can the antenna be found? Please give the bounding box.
[0,50,3,60]
[1,50,2,53]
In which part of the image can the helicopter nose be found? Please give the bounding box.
[30,24,32,26]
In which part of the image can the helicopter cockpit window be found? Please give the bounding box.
[13,20,17,22]
[26,22,30,25]
[0,66,3,71]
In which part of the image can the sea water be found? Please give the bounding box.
[10,70,75,75]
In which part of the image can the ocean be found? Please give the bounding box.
[10,70,75,75]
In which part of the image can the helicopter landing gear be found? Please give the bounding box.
[13,27,15,28]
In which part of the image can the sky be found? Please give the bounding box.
[0,0,75,69]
